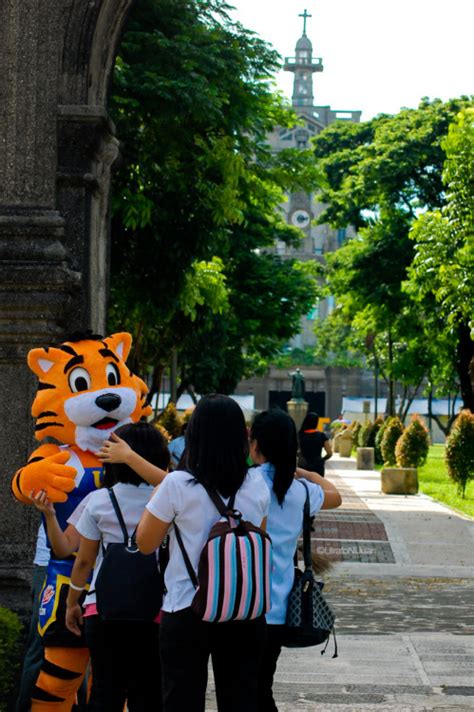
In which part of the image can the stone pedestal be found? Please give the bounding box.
[338,430,353,457]
[357,447,375,470]
[381,468,418,495]
[287,399,308,431]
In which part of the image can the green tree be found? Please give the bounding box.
[381,417,404,466]
[314,98,470,228]
[406,108,474,412]
[109,0,321,397]
[157,402,183,439]
[445,410,474,496]
[318,211,431,415]
[312,99,472,410]
[395,415,430,468]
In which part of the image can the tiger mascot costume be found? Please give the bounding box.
[12,332,152,711]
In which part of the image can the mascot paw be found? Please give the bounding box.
[21,451,77,503]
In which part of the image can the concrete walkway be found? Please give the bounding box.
[208,454,474,710]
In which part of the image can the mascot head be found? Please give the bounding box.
[28,332,152,452]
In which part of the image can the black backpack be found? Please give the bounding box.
[95,488,164,621]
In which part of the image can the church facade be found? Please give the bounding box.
[235,12,368,419]
[267,12,361,348]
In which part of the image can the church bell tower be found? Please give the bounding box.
[283,10,323,112]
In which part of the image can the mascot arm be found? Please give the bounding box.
[12,444,77,505]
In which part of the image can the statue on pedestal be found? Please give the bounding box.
[287,368,308,430]
[289,368,305,401]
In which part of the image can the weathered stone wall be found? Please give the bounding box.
[0,0,133,606]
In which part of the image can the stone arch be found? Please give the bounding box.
[0,0,136,597]
[59,0,133,107]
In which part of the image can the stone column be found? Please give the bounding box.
[56,105,119,332]
[0,1,79,599]
[0,0,124,603]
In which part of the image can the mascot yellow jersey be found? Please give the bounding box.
[11,331,151,711]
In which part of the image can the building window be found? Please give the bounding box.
[337,228,346,246]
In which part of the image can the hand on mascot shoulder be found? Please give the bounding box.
[12,332,151,504]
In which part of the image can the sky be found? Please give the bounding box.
[229,0,473,120]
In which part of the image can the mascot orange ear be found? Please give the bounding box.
[27,348,66,378]
[104,333,132,363]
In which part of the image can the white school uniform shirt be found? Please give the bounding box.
[33,523,51,567]
[256,462,325,625]
[74,483,154,605]
[146,469,271,613]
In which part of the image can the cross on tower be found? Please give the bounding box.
[299,9,312,36]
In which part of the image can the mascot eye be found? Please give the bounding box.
[68,367,91,393]
[106,363,121,387]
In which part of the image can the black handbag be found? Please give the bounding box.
[282,481,337,656]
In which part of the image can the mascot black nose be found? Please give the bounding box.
[96,394,122,412]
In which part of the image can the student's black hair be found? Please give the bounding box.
[300,412,320,433]
[184,394,248,498]
[102,422,170,488]
[250,409,297,506]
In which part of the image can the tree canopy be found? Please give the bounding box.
[406,107,474,413]
[108,0,321,397]
[312,98,473,416]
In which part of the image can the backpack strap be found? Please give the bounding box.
[173,483,237,590]
[107,488,132,547]
[174,523,199,589]
[201,484,237,519]
[298,480,313,571]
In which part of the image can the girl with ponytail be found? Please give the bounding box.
[249,409,341,712]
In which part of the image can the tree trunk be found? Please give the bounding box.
[401,380,422,421]
[170,348,178,404]
[150,364,164,420]
[373,352,379,419]
[457,322,474,412]
[130,320,144,374]
[387,329,395,416]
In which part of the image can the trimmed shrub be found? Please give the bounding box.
[381,417,404,466]
[358,420,373,448]
[375,417,391,464]
[350,420,362,453]
[395,415,430,468]
[158,402,182,439]
[368,417,384,450]
[445,410,474,497]
[154,423,171,442]
[0,607,22,710]
[330,419,346,436]
[182,407,195,424]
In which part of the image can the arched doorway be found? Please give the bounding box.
[0,0,136,600]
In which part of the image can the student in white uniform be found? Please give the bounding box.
[249,409,342,712]
[136,394,270,712]
[15,524,51,712]
[63,422,170,712]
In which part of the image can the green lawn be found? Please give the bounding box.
[418,444,474,518]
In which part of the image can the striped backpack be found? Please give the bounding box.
[174,485,272,623]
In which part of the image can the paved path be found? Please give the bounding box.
[208,455,474,710]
